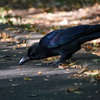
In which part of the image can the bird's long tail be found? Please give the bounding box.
[77,24,100,44]
[86,24,100,34]
[77,31,100,44]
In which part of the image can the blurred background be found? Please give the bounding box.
[0,0,100,30]
[0,0,99,9]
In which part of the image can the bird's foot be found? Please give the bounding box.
[42,59,71,66]
[49,59,66,66]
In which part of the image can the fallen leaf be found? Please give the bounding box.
[38,71,42,75]
[58,65,68,69]
[73,83,78,85]
[24,78,33,81]
[78,67,89,73]
[73,91,83,94]
[67,87,75,92]
[21,43,27,47]
[84,70,99,75]
[13,55,16,57]
[1,39,6,42]
[9,79,13,81]
[6,43,12,46]
[12,84,18,86]
[68,62,76,66]
[70,65,82,69]
[44,78,49,81]
[86,45,92,49]
[41,31,46,35]
[19,65,21,68]
[74,74,81,78]
[95,90,99,93]
[94,74,100,81]
[5,27,15,30]
[25,35,31,38]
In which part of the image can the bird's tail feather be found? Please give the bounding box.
[86,24,100,34]
[77,32,100,44]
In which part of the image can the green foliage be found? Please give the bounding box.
[0,6,31,30]
[0,6,11,23]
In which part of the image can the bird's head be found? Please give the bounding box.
[19,44,40,65]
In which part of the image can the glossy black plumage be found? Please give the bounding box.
[19,24,100,65]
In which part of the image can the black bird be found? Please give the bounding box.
[19,24,100,65]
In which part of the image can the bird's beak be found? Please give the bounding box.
[19,55,30,65]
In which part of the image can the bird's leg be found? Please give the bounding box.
[51,53,72,66]
[50,59,65,66]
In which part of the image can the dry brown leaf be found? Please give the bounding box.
[38,71,42,75]
[68,62,76,66]
[70,65,82,69]
[73,74,81,78]
[1,39,6,42]
[21,43,27,47]
[78,67,89,73]
[66,86,81,93]
[42,31,46,35]
[66,87,75,92]
[83,70,99,75]
[25,35,31,38]
[87,46,92,50]
[94,74,100,81]
[58,65,68,69]
[6,43,12,46]
[19,65,21,68]
[2,32,10,38]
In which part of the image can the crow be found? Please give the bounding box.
[19,24,100,66]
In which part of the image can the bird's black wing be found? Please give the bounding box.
[39,24,100,48]
[39,25,89,48]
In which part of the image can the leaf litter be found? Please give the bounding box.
[1,3,100,96]
[70,66,100,82]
